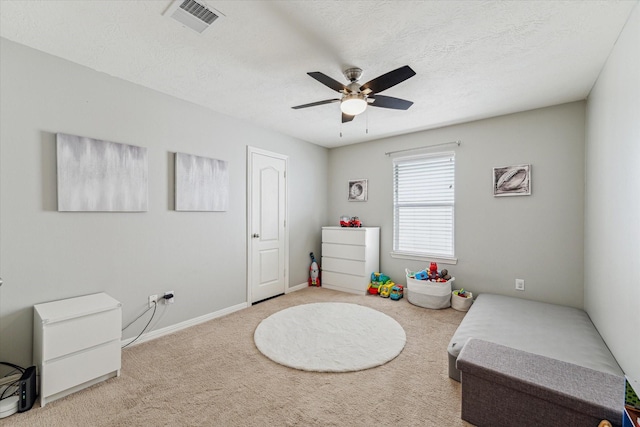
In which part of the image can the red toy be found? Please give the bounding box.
[308,252,320,286]
[339,216,362,227]
[428,262,438,280]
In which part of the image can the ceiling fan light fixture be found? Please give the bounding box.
[340,94,367,116]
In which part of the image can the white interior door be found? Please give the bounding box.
[247,147,288,304]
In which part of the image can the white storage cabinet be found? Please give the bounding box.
[33,292,122,406]
[321,226,380,294]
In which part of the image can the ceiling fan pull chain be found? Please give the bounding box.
[366,109,369,134]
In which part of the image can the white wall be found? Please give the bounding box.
[0,38,329,367]
[585,4,639,380]
[328,102,586,308]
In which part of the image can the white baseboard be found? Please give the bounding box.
[121,302,248,348]
[287,282,309,293]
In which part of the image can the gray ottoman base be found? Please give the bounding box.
[457,339,624,427]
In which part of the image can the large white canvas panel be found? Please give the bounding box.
[57,133,148,211]
[175,153,229,211]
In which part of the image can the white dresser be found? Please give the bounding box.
[321,226,380,294]
[33,292,122,407]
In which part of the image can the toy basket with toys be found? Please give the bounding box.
[405,265,454,309]
[451,289,473,311]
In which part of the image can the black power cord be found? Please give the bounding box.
[121,301,157,349]
[0,362,24,375]
[0,362,24,402]
[0,380,19,401]
[120,293,175,349]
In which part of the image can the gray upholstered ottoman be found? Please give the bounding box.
[457,339,625,427]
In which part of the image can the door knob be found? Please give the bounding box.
[252,233,260,238]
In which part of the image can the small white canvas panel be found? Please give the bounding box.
[56,133,148,212]
[175,152,229,211]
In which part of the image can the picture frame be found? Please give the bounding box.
[56,133,148,212]
[493,164,531,197]
[175,152,229,211]
[348,179,368,202]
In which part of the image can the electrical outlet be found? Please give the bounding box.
[149,294,157,308]
[515,279,525,291]
[164,291,174,304]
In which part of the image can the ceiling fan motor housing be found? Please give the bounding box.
[343,67,363,83]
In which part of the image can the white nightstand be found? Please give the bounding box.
[33,292,122,406]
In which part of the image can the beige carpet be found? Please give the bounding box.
[9,287,473,426]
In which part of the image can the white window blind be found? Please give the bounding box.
[393,152,455,259]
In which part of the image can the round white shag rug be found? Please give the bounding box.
[254,302,406,372]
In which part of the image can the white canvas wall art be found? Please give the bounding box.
[56,133,148,211]
[175,152,229,211]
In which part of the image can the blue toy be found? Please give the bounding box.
[390,285,404,300]
[414,270,428,280]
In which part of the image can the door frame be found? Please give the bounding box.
[246,146,289,305]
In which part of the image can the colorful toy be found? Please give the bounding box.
[414,270,428,280]
[369,272,390,294]
[370,272,390,284]
[428,262,439,280]
[453,289,471,300]
[367,281,382,295]
[308,252,320,287]
[390,285,404,300]
[379,281,395,298]
[339,216,362,227]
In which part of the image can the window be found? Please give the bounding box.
[392,152,455,260]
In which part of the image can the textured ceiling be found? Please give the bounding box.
[0,1,637,148]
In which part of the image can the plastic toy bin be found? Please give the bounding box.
[406,276,454,309]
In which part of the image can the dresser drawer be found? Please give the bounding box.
[322,228,366,245]
[322,243,366,261]
[41,339,121,397]
[322,257,367,276]
[322,271,368,293]
[42,308,121,361]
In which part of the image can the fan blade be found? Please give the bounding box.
[368,95,413,110]
[342,113,355,123]
[360,65,416,94]
[292,99,340,109]
[308,72,351,93]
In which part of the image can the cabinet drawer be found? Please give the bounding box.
[322,243,366,261]
[322,271,368,293]
[322,229,366,245]
[42,308,121,361]
[41,340,121,397]
[322,257,367,276]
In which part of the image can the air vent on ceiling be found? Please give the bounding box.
[164,0,224,34]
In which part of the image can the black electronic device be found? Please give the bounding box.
[18,366,36,412]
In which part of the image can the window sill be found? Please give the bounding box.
[389,251,458,265]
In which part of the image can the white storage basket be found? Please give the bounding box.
[451,290,473,312]
[406,274,454,309]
